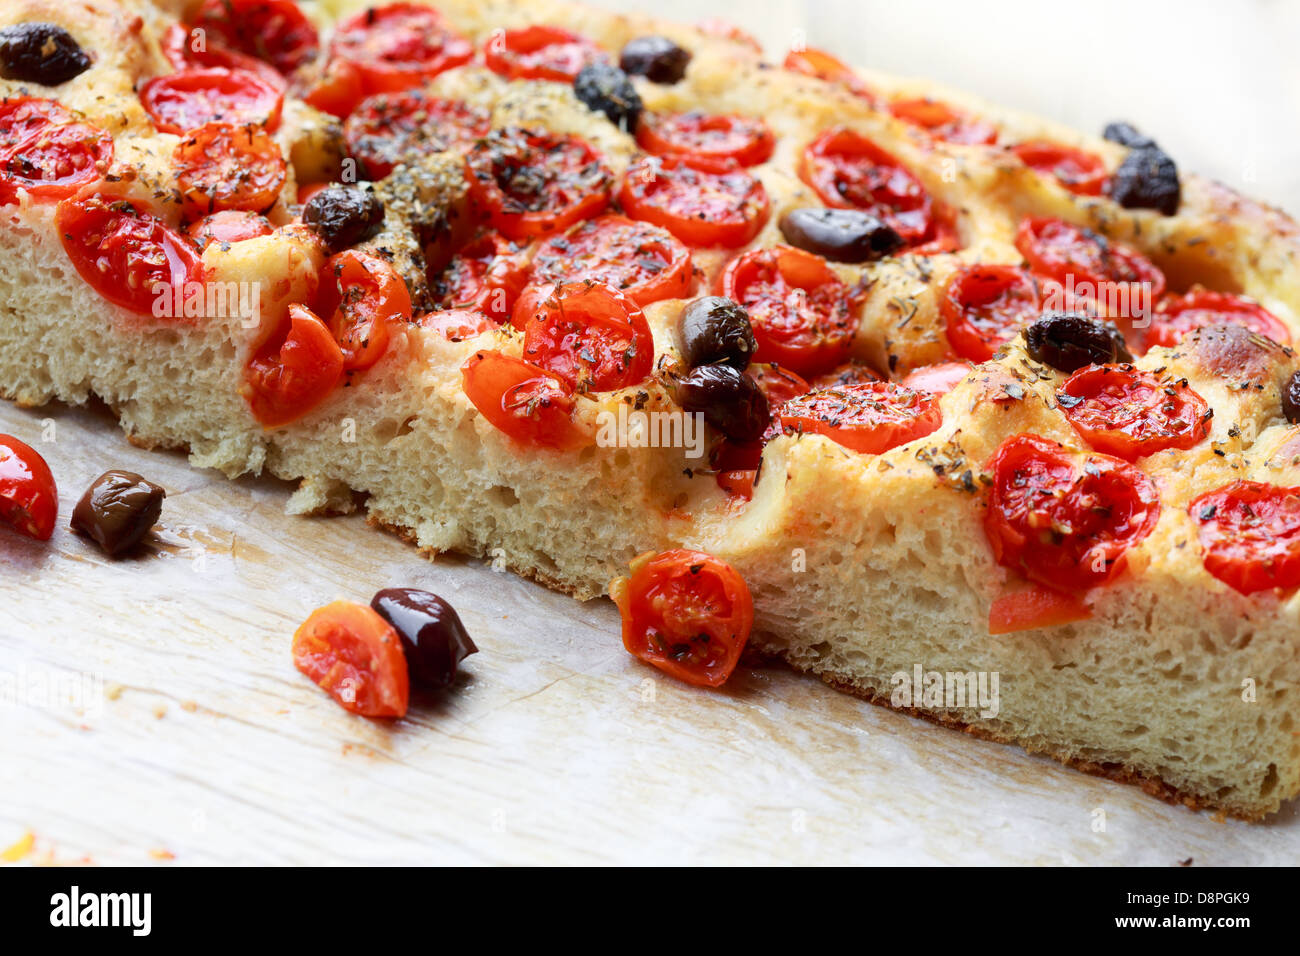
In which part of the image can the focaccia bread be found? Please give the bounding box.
[2,0,1299,819]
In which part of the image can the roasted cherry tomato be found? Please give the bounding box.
[194,0,320,75]
[161,22,286,89]
[56,191,203,315]
[810,360,881,389]
[483,25,608,82]
[461,349,588,450]
[619,156,769,249]
[782,47,877,105]
[174,122,286,219]
[1190,480,1300,595]
[520,282,654,392]
[889,98,997,146]
[900,361,972,396]
[1011,140,1107,196]
[465,127,612,240]
[987,584,1091,634]
[941,264,1041,362]
[292,600,409,718]
[1149,290,1291,350]
[773,381,941,454]
[431,232,529,323]
[530,215,693,307]
[315,249,412,371]
[0,434,57,541]
[984,433,1161,592]
[0,118,113,204]
[1057,364,1211,460]
[330,3,473,94]
[0,98,76,153]
[299,58,365,119]
[801,127,938,248]
[344,91,489,179]
[414,307,496,341]
[185,209,274,249]
[636,111,775,168]
[718,245,856,378]
[242,303,344,427]
[139,67,284,135]
[611,549,753,688]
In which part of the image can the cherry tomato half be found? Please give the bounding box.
[413,308,496,341]
[344,91,490,179]
[299,58,365,119]
[1149,290,1291,350]
[330,3,474,94]
[1057,364,1211,460]
[529,215,693,307]
[0,119,113,204]
[774,381,941,454]
[889,98,997,146]
[194,0,320,75]
[636,111,775,168]
[140,67,284,135]
[520,282,654,392]
[1011,140,1107,196]
[242,303,344,427]
[900,361,972,396]
[431,232,529,323]
[185,209,275,249]
[483,25,608,82]
[611,549,754,688]
[174,122,287,219]
[292,600,409,718]
[0,434,57,541]
[161,22,287,90]
[315,250,412,371]
[1190,480,1300,595]
[460,349,588,451]
[0,97,76,153]
[782,47,878,105]
[941,264,1041,362]
[619,156,770,249]
[984,433,1161,592]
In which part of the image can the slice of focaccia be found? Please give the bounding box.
[1,0,1298,819]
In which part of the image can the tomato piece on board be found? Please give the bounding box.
[292,601,409,718]
[465,127,612,240]
[0,434,57,541]
[529,215,693,307]
[984,433,1161,592]
[344,91,490,179]
[941,264,1041,362]
[889,98,997,146]
[413,307,496,341]
[782,47,878,105]
[988,584,1092,634]
[774,381,941,454]
[1011,140,1107,196]
[430,232,529,323]
[520,282,654,392]
[242,303,344,427]
[1190,481,1300,595]
[1056,364,1211,460]
[140,67,284,135]
[56,192,203,316]
[185,209,274,249]
[610,549,754,688]
[174,122,286,219]
[161,22,287,90]
[718,245,857,378]
[619,156,769,249]
[900,361,972,396]
[636,111,775,168]
[801,127,939,248]
[1148,290,1291,350]
[299,58,365,120]
[460,349,588,451]
[330,2,474,94]
[194,0,320,74]
[0,120,113,204]
[483,25,608,82]
[315,249,412,371]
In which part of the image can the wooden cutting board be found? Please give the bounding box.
[1,399,1296,864]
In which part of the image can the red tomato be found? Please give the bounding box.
[611,549,753,688]
[194,0,320,74]
[344,91,490,179]
[160,22,287,89]
[465,127,612,240]
[716,469,756,500]
[1011,140,1108,196]
[782,47,877,105]
[297,182,330,205]
[0,96,75,153]
[520,282,654,392]
[1149,290,1291,349]
[718,245,857,378]
[331,2,474,94]
[0,120,113,204]
[984,433,1161,592]
[774,381,941,454]
[987,585,1092,634]
[414,308,496,341]
[185,209,274,249]
[900,361,971,396]
[431,232,529,323]
[0,434,57,541]
[748,362,812,406]
[299,58,365,119]
[316,250,412,371]
[636,111,775,168]
[460,349,588,451]
[292,600,409,718]
[619,156,769,249]
[810,361,882,389]
[801,127,938,248]
[483,25,608,82]
[889,98,997,146]
[941,264,1041,362]
[242,303,344,427]
[56,191,203,315]
[1057,364,1211,460]
[139,67,284,135]
[1190,481,1300,594]
[529,215,693,306]
[174,122,286,219]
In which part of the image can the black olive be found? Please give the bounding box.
[70,470,165,557]
[573,63,643,133]
[679,296,757,370]
[371,588,478,689]
[0,23,91,85]
[1024,311,1134,373]
[302,185,385,253]
[676,364,770,444]
[1283,371,1300,425]
[1102,121,1156,150]
[619,35,691,84]
[779,207,903,263]
[1108,147,1181,216]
